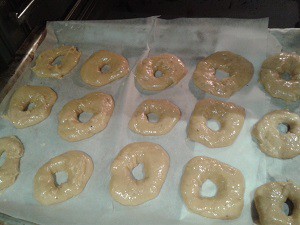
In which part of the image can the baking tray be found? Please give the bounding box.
[0,18,299,225]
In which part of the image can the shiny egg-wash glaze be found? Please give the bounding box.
[34,150,94,205]
[135,53,188,91]
[252,110,300,159]
[32,46,81,79]
[110,142,170,206]
[81,50,130,87]
[193,51,254,98]
[58,92,114,142]
[4,85,57,128]
[255,182,300,225]
[181,156,245,220]
[260,53,300,102]
[0,136,24,191]
[128,99,181,136]
[188,98,245,148]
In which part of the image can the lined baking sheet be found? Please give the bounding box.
[0,18,298,225]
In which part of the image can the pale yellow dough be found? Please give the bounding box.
[252,110,300,159]
[128,99,181,136]
[181,156,245,220]
[255,182,300,225]
[188,98,245,148]
[193,51,254,98]
[260,53,300,102]
[58,92,114,142]
[0,136,24,191]
[135,53,187,91]
[32,46,81,79]
[110,142,170,206]
[34,150,94,205]
[81,50,130,87]
[5,85,57,128]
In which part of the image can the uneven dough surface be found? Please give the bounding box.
[32,46,81,79]
[181,156,245,220]
[252,110,300,159]
[110,142,170,206]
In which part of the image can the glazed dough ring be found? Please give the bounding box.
[128,99,181,136]
[260,53,300,102]
[252,110,300,159]
[193,51,254,98]
[34,150,93,205]
[110,142,170,206]
[181,156,245,220]
[81,50,130,87]
[135,53,188,91]
[255,182,300,225]
[0,136,24,191]
[32,46,81,79]
[58,92,114,142]
[4,85,57,128]
[188,98,245,148]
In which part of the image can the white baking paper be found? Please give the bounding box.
[1,18,297,225]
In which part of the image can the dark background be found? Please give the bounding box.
[0,0,299,72]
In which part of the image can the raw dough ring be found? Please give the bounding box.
[188,98,245,148]
[0,136,24,191]
[81,50,130,87]
[181,156,245,220]
[5,85,57,128]
[110,142,170,206]
[252,110,300,159]
[135,53,188,91]
[58,92,114,142]
[32,46,81,79]
[255,182,300,225]
[128,99,181,136]
[34,150,93,205]
[260,53,300,102]
[193,51,254,98]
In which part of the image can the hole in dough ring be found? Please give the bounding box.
[0,136,24,191]
[252,110,300,159]
[128,99,181,136]
[188,98,245,148]
[32,46,81,79]
[135,53,188,91]
[254,182,300,225]
[5,85,57,129]
[81,50,130,87]
[193,51,254,98]
[58,92,114,142]
[181,156,245,220]
[260,53,300,102]
[34,150,94,205]
[110,142,170,206]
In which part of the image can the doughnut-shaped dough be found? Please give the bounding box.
[110,142,170,206]
[58,92,114,142]
[260,53,300,102]
[193,51,254,98]
[81,50,130,87]
[181,156,245,220]
[252,110,300,159]
[32,46,81,79]
[135,54,187,91]
[128,99,181,136]
[0,136,24,191]
[255,182,300,225]
[188,98,245,148]
[5,85,57,128]
[34,150,94,205]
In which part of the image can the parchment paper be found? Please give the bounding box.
[1,17,298,225]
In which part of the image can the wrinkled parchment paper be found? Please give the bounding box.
[0,17,298,225]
